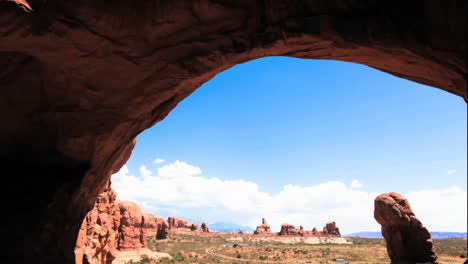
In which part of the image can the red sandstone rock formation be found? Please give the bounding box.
[201,222,210,233]
[278,223,300,236]
[167,216,190,230]
[142,212,163,236]
[254,218,272,234]
[75,185,121,264]
[374,192,438,264]
[117,201,147,250]
[156,221,169,240]
[3,1,466,263]
[324,222,341,236]
[190,222,198,231]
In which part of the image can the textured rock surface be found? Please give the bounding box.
[156,221,169,240]
[74,183,121,264]
[117,201,146,250]
[324,222,341,236]
[190,222,198,231]
[0,1,465,262]
[142,213,166,237]
[278,223,300,236]
[254,218,272,234]
[374,192,438,264]
[201,222,210,233]
[167,216,190,230]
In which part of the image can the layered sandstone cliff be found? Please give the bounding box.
[116,201,147,250]
[75,188,169,263]
[142,212,166,236]
[74,185,121,264]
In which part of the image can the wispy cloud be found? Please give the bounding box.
[447,169,457,175]
[112,161,467,233]
[351,179,363,188]
[153,158,166,164]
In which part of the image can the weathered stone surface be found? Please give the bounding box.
[117,201,146,251]
[1,1,465,262]
[74,183,120,264]
[201,222,210,233]
[190,222,198,231]
[374,192,438,264]
[156,221,169,240]
[142,213,166,237]
[324,222,341,236]
[254,218,272,234]
[278,223,300,236]
[167,216,190,230]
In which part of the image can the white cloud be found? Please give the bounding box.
[157,160,202,178]
[351,179,363,188]
[112,161,467,234]
[153,158,166,164]
[406,185,467,232]
[139,165,152,177]
[447,169,457,175]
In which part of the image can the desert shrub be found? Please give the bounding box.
[259,255,267,260]
[237,253,242,258]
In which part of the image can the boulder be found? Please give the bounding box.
[374,192,438,264]
[201,222,210,233]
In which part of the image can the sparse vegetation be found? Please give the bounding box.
[147,232,466,264]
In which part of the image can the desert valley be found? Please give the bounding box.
[74,183,467,264]
[1,1,466,264]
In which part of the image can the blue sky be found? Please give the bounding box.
[113,57,467,233]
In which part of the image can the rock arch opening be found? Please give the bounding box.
[0,1,466,263]
[97,57,465,263]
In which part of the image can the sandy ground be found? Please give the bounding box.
[112,248,171,264]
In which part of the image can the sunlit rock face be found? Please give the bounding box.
[374,192,438,264]
[278,223,300,236]
[1,0,466,262]
[75,191,170,263]
[254,218,272,234]
[74,184,121,264]
[167,216,191,230]
[117,201,147,250]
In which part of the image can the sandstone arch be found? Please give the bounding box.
[0,1,466,263]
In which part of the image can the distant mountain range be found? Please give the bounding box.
[209,222,255,233]
[345,231,467,239]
